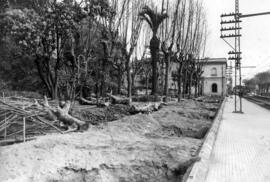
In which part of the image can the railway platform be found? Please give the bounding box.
[205,97,270,182]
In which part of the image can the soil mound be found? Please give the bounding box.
[0,100,220,182]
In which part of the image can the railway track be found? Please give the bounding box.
[244,95,270,110]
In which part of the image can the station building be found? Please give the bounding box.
[201,58,227,96]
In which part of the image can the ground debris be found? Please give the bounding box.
[0,96,222,182]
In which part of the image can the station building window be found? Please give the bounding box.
[211,67,217,76]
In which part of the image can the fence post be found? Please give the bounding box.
[23,106,26,142]
[3,92,7,140]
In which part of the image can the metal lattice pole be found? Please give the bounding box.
[235,0,243,113]
[221,0,270,113]
[221,0,243,113]
[235,0,239,112]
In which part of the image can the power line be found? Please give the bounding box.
[220,0,270,114]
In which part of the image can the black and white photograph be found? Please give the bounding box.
[0,0,270,182]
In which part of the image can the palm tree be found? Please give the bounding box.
[139,6,168,95]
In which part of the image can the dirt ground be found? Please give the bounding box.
[71,104,131,125]
[0,97,222,182]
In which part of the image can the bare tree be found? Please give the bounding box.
[119,0,146,99]
[171,0,207,100]
[160,0,181,101]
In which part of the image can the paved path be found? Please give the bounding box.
[205,97,270,182]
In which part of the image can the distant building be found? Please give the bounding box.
[133,57,227,96]
[201,58,227,96]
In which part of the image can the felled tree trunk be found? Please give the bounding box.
[36,96,86,132]
[129,102,162,114]
[79,97,97,105]
[108,94,130,105]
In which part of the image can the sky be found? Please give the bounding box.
[204,0,270,79]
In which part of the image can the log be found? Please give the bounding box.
[33,117,64,134]
[107,94,130,105]
[79,97,97,105]
[79,97,110,107]
[97,101,110,108]
[35,96,86,131]
[129,102,162,114]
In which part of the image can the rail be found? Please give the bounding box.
[244,95,270,110]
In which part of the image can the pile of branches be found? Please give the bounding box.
[0,96,86,146]
[0,94,165,146]
[81,94,165,114]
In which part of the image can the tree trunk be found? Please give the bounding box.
[52,79,58,100]
[194,76,198,98]
[117,67,122,95]
[131,74,135,95]
[34,56,53,98]
[37,96,86,131]
[146,74,149,96]
[164,54,170,101]
[177,63,183,102]
[188,72,194,98]
[108,94,130,105]
[96,76,100,105]
[150,35,160,95]
[126,60,132,99]
[129,102,162,114]
[160,59,165,95]
[182,69,187,98]
[101,59,107,97]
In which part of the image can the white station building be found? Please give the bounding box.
[201,58,227,96]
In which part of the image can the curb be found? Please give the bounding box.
[184,97,227,182]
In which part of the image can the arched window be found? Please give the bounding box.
[212,83,218,93]
[211,67,217,76]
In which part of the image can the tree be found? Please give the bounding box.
[139,5,168,95]
[243,78,256,92]
[0,39,42,91]
[1,1,87,99]
[140,58,152,95]
[131,51,147,94]
[160,0,181,101]
[0,0,9,13]
[120,0,145,99]
[89,0,127,97]
[254,71,270,95]
[171,0,207,100]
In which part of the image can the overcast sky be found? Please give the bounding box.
[204,0,270,79]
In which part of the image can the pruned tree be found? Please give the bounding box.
[131,47,148,94]
[171,0,207,100]
[160,0,181,101]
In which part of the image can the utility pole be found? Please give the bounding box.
[220,0,270,113]
[221,0,242,113]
